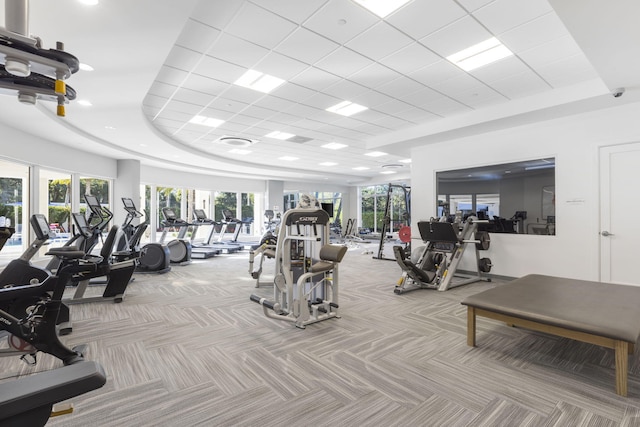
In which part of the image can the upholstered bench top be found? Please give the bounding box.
[462,274,640,343]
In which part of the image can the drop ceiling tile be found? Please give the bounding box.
[290,118,330,131]
[156,109,194,123]
[241,105,279,120]
[322,79,369,100]
[377,76,428,98]
[349,63,402,89]
[500,13,570,54]
[275,27,339,66]
[420,15,493,58]
[345,22,414,61]
[255,52,310,80]
[217,121,252,134]
[394,107,440,123]
[401,86,445,107]
[230,114,265,126]
[181,74,230,97]
[315,47,374,78]
[290,67,342,92]
[143,94,166,109]
[207,33,270,69]
[189,2,243,30]
[470,55,532,84]
[302,92,342,109]
[163,46,202,72]
[147,81,177,98]
[171,88,214,107]
[536,54,599,88]
[225,2,298,49]
[205,97,250,114]
[219,85,266,104]
[457,0,495,12]
[489,69,551,99]
[387,0,468,40]
[378,42,441,75]
[254,96,299,113]
[519,35,585,69]
[303,0,378,45]
[194,56,246,84]
[248,0,329,24]
[420,96,472,116]
[176,19,221,54]
[473,0,553,35]
[269,112,302,125]
[272,82,318,103]
[409,60,465,87]
[431,73,501,104]
[351,90,396,108]
[374,99,420,115]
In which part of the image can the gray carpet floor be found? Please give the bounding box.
[2,244,640,426]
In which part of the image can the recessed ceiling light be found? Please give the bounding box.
[266,131,295,140]
[79,63,94,71]
[234,69,285,93]
[139,143,148,147]
[321,142,348,150]
[380,170,397,175]
[326,101,368,117]
[399,158,411,163]
[189,115,224,127]
[352,0,411,18]
[319,162,338,166]
[365,151,387,157]
[353,166,370,171]
[77,99,92,106]
[104,125,116,130]
[229,148,252,155]
[446,37,513,71]
[279,156,298,161]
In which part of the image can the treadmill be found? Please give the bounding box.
[192,209,241,254]
[164,209,218,260]
[186,209,222,259]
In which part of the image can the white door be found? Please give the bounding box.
[599,142,640,285]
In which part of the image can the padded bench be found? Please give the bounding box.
[461,274,640,396]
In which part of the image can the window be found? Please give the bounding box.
[0,159,29,265]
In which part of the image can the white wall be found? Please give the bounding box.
[412,100,640,281]
[141,165,264,192]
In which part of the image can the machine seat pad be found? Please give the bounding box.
[319,245,348,263]
[393,246,436,284]
[462,274,640,343]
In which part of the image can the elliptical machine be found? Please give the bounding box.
[159,207,192,265]
[115,197,170,274]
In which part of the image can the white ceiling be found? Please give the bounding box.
[0,0,639,186]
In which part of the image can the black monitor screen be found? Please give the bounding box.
[122,197,135,209]
[194,209,206,220]
[33,214,51,239]
[321,203,334,217]
[85,194,100,208]
[162,208,177,220]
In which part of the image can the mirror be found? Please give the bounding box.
[436,158,555,235]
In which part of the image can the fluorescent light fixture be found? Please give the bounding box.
[189,115,225,127]
[77,99,92,106]
[79,63,94,71]
[380,170,397,175]
[234,69,285,93]
[326,101,368,117]
[446,37,513,71]
[279,156,298,161]
[322,142,348,150]
[265,131,295,140]
[229,148,252,155]
[365,151,387,157]
[319,162,338,166]
[352,0,411,18]
[352,166,370,171]
[399,158,412,163]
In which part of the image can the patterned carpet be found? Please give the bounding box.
[2,244,640,426]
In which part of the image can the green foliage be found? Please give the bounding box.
[48,206,71,228]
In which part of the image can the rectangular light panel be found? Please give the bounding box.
[447,37,513,71]
[234,69,285,93]
[189,115,225,127]
[326,101,368,117]
[322,142,349,150]
[266,131,295,140]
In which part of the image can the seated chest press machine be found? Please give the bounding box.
[393,217,492,294]
[251,196,347,329]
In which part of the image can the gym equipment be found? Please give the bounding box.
[248,210,280,287]
[0,360,106,426]
[188,209,222,259]
[374,184,411,261]
[393,217,492,294]
[462,274,640,396]
[250,194,348,329]
[0,214,71,334]
[0,0,80,116]
[159,207,192,265]
[0,225,15,252]
[191,209,241,254]
[115,198,170,274]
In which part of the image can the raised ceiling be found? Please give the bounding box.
[0,0,638,185]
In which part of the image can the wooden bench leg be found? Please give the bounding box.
[467,306,476,347]
[615,340,628,396]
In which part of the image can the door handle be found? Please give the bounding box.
[601,230,614,237]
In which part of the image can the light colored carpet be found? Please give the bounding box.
[2,243,640,426]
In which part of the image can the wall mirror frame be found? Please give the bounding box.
[436,158,556,236]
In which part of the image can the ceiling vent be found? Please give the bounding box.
[381,163,404,169]
[214,136,258,147]
[288,136,313,144]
